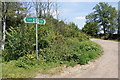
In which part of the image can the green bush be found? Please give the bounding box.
[77,41,102,64]
[2,23,54,61]
[76,32,89,41]
[3,17,102,66]
[15,56,36,69]
[3,26,30,61]
[39,37,102,65]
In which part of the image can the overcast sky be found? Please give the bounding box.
[57,2,118,29]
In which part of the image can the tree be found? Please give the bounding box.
[68,22,80,32]
[82,21,99,36]
[93,2,117,35]
[53,1,60,20]
[82,2,117,38]
[6,2,27,28]
[21,2,33,17]
[82,12,100,37]
[1,2,7,50]
[1,2,29,50]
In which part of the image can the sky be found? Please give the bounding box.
[2,0,118,29]
[56,2,118,29]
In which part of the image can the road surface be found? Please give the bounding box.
[35,39,118,78]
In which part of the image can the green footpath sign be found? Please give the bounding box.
[37,18,46,24]
[24,17,46,24]
[24,17,36,23]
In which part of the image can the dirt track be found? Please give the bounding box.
[35,39,118,78]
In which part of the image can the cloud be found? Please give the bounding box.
[75,16,85,20]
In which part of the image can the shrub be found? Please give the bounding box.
[39,37,102,65]
[3,17,102,67]
[15,55,36,69]
[76,32,89,41]
[77,41,102,64]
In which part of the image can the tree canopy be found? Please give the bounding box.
[82,2,118,38]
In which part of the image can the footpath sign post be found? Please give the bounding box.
[36,18,38,60]
[24,17,46,59]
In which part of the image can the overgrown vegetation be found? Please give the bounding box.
[2,17,102,78]
[1,2,103,78]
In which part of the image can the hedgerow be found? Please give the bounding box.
[2,17,102,68]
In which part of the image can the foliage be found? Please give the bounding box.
[77,41,102,64]
[1,2,104,78]
[3,25,35,61]
[82,21,99,37]
[2,39,102,78]
[3,16,90,61]
[1,2,27,30]
[2,56,61,78]
[39,38,102,65]
[93,2,117,35]
[82,2,118,39]
[15,55,36,69]
[2,17,102,78]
